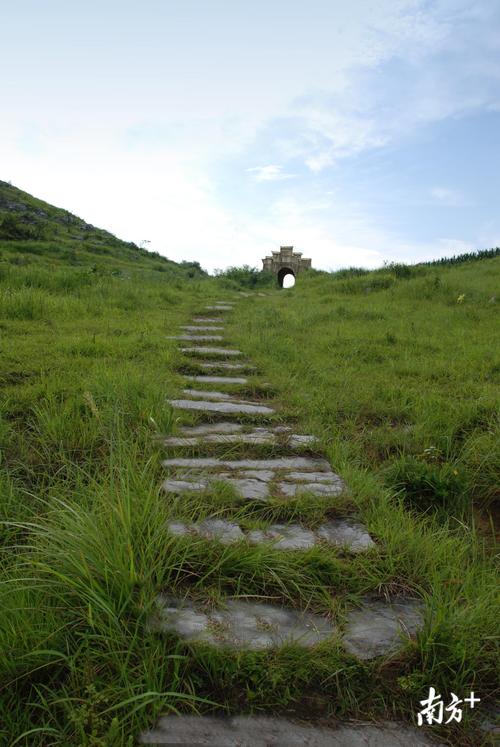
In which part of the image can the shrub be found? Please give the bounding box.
[384,455,467,515]
[214,265,275,288]
[0,214,47,240]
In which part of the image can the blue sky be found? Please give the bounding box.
[1,0,500,271]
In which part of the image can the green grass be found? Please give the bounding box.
[0,236,498,745]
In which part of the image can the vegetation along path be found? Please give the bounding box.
[141,297,444,745]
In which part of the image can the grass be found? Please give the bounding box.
[0,235,498,745]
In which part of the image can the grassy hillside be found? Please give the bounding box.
[232,258,500,517]
[0,216,498,745]
[0,179,205,279]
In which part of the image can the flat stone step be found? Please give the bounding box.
[164,476,271,500]
[205,305,233,311]
[181,325,225,332]
[177,422,243,435]
[152,595,336,650]
[150,593,424,659]
[181,388,233,401]
[280,482,342,498]
[182,388,250,401]
[185,375,248,384]
[162,431,314,449]
[167,399,274,416]
[343,595,424,660]
[140,715,444,746]
[162,457,331,471]
[198,361,254,370]
[192,317,221,323]
[162,423,316,449]
[161,456,344,501]
[181,347,242,356]
[168,334,224,341]
[168,518,375,552]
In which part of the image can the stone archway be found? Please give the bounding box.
[262,246,312,286]
[277,266,295,288]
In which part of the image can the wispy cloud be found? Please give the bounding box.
[430,186,467,207]
[246,165,294,182]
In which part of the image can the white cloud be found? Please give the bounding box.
[246,165,294,182]
[430,186,467,206]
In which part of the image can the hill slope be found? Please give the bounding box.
[0,179,206,278]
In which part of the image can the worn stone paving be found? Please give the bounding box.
[181,325,225,331]
[180,345,243,355]
[140,715,443,746]
[162,422,316,448]
[142,298,438,745]
[167,517,375,552]
[166,398,274,416]
[167,333,224,341]
[185,374,248,384]
[161,455,345,501]
[198,360,255,370]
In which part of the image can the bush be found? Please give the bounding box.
[214,265,275,288]
[0,214,47,240]
[384,455,467,515]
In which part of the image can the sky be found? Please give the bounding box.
[1,0,500,272]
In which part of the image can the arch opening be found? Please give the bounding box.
[277,267,296,288]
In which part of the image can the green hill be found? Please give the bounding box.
[0,179,206,278]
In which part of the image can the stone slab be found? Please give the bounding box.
[343,595,424,660]
[181,347,242,356]
[182,388,236,401]
[205,305,233,310]
[167,399,274,415]
[168,519,245,544]
[248,524,316,550]
[317,520,375,552]
[192,317,220,323]
[283,472,343,484]
[162,434,274,447]
[198,361,254,370]
[223,477,270,500]
[186,375,248,384]
[225,469,275,481]
[289,434,317,447]
[182,325,225,332]
[162,457,331,471]
[168,334,224,341]
[179,422,243,435]
[162,477,270,500]
[166,518,375,553]
[280,482,345,498]
[162,479,208,492]
[140,715,444,746]
[153,596,336,650]
[162,425,318,450]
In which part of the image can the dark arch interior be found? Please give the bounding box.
[277,267,295,288]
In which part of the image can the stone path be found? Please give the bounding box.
[140,715,443,746]
[167,517,376,552]
[141,297,438,744]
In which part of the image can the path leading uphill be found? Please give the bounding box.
[140,298,444,746]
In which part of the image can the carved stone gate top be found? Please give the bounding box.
[262,246,312,286]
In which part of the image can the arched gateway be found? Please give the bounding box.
[262,246,312,287]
